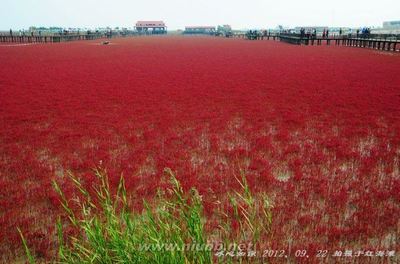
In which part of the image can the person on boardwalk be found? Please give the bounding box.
[300,28,305,39]
[9,29,12,36]
[339,28,343,36]
[312,28,317,39]
[326,29,329,38]
[365,27,371,38]
[306,28,312,39]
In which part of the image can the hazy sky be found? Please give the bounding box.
[2,0,399,30]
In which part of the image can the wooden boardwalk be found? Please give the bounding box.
[278,33,399,52]
[2,30,399,52]
[0,31,138,43]
[232,32,400,52]
[0,33,106,43]
[340,37,398,52]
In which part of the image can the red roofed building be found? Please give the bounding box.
[135,21,167,34]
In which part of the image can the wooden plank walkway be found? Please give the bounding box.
[231,32,400,52]
[279,33,399,52]
[0,33,106,43]
[341,37,398,52]
[2,30,399,52]
[0,31,138,43]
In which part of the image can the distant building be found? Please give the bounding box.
[135,21,167,34]
[383,21,400,29]
[184,26,216,35]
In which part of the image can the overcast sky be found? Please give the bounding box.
[2,0,399,30]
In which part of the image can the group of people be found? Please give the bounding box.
[298,27,372,39]
[322,28,330,38]
[246,30,260,40]
[299,28,319,39]
[356,27,371,37]
[298,28,333,39]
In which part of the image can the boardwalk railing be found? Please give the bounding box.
[0,31,137,43]
[2,30,399,52]
[229,32,400,52]
[278,33,399,52]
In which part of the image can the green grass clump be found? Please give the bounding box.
[19,167,273,263]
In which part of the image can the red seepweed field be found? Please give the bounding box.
[0,36,400,262]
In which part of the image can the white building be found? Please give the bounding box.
[383,21,400,29]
